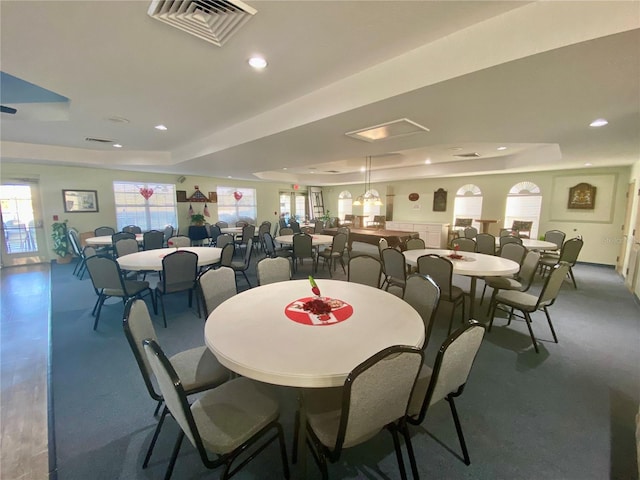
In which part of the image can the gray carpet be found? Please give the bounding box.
[51,246,640,479]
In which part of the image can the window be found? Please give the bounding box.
[338,190,352,220]
[453,184,483,224]
[217,186,257,224]
[113,182,177,231]
[504,181,541,238]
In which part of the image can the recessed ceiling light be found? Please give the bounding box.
[424,159,431,164]
[113,143,123,148]
[589,118,608,127]
[448,147,463,151]
[360,166,366,172]
[227,176,232,179]
[155,124,167,131]
[584,162,593,166]
[248,56,267,69]
[282,167,287,170]
[497,146,507,151]
[107,116,129,124]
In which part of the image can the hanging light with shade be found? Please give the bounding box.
[353,156,382,207]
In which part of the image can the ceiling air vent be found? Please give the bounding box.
[454,152,481,158]
[324,170,341,174]
[148,0,257,47]
[85,137,114,143]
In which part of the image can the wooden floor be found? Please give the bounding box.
[1,263,51,480]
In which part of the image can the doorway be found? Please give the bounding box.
[279,191,307,224]
[0,183,48,266]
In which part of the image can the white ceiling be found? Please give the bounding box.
[1,1,639,186]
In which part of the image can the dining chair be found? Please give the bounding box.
[77,245,97,280]
[463,226,478,239]
[112,231,136,245]
[235,224,255,253]
[475,233,496,255]
[318,232,347,277]
[122,299,230,468]
[162,225,175,246]
[197,266,237,317]
[538,237,583,288]
[292,233,317,273]
[341,214,354,227]
[405,237,426,251]
[235,220,249,228]
[451,237,476,252]
[143,230,165,251]
[218,242,235,268]
[301,226,315,235]
[256,256,291,286]
[542,229,566,256]
[510,220,533,238]
[336,226,351,257]
[488,262,570,353]
[142,339,289,480]
[123,225,142,234]
[256,222,271,252]
[215,220,228,229]
[381,247,407,295]
[417,254,465,335]
[67,228,84,276]
[115,237,139,258]
[207,224,221,246]
[94,226,116,237]
[405,321,486,474]
[166,235,191,248]
[155,250,199,327]
[499,234,523,253]
[289,220,301,234]
[214,233,234,251]
[293,345,423,480]
[279,227,294,236]
[230,238,254,287]
[313,220,325,234]
[85,254,155,330]
[481,250,541,308]
[347,254,382,288]
[403,273,441,350]
[367,215,386,229]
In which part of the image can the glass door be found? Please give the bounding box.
[279,191,308,224]
[0,183,48,267]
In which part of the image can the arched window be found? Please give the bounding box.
[504,181,541,239]
[453,184,483,226]
[363,189,382,225]
[338,190,352,221]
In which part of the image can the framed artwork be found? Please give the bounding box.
[568,183,596,209]
[433,188,447,212]
[62,189,98,213]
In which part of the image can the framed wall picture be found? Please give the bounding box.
[433,188,447,212]
[62,189,99,213]
[568,182,596,209]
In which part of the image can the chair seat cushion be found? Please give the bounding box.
[485,276,523,291]
[191,377,280,455]
[170,346,229,393]
[156,280,194,293]
[104,280,150,297]
[449,285,465,301]
[407,364,434,418]
[495,289,537,311]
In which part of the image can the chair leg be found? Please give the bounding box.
[400,422,419,480]
[388,423,408,480]
[569,267,577,288]
[164,430,184,480]
[156,291,167,328]
[153,399,163,416]
[291,409,300,464]
[242,270,251,287]
[275,422,291,480]
[447,303,455,336]
[523,312,539,353]
[143,406,168,468]
[93,294,107,330]
[446,394,470,466]
[543,307,558,343]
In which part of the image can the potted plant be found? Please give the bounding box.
[51,220,72,263]
[191,213,206,226]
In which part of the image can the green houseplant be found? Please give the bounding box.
[51,220,72,263]
[191,213,206,226]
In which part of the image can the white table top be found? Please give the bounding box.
[403,249,519,277]
[85,234,143,245]
[204,279,425,388]
[117,247,221,271]
[220,226,243,234]
[275,234,334,246]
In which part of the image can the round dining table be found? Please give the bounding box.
[403,248,520,319]
[274,234,334,247]
[220,226,244,234]
[85,234,143,245]
[205,278,424,476]
[116,246,221,271]
[496,238,558,250]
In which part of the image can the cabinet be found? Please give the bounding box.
[386,221,449,248]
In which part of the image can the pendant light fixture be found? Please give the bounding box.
[352,156,382,206]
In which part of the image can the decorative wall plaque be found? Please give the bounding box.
[568,183,596,209]
[433,188,447,212]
